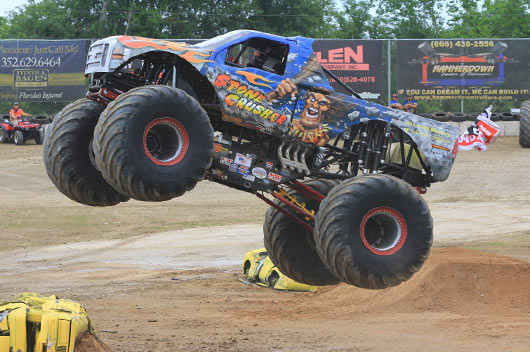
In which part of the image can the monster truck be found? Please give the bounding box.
[0,116,45,145]
[43,30,460,289]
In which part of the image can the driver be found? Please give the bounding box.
[9,102,31,126]
[250,48,268,69]
[249,47,281,73]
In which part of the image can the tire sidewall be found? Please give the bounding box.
[264,180,341,286]
[318,175,432,279]
[43,98,129,206]
[118,89,212,182]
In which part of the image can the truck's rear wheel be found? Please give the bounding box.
[43,99,129,206]
[519,100,530,148]
[93,85,214,201]
[263,179,340,286]
[315,175,433,289]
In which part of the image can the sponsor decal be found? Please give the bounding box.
[252,167,267,179]
[267,172,283,183]
[236,165,250,175]
[265,162,273,169]
[214,143,230,155]
[228,163,238,173]
[242,174,255,182]
[220,157,233,166]
[234,153,252,167]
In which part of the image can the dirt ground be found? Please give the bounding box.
[1,136,529,351]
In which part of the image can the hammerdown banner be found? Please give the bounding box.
[0,40,86,102]
[396,39,530,101]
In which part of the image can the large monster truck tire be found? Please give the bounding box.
[263,179,341,286]
[519,100,530,148]
[43,99,130,206]
[314,174,433,289]
[93,85,214,202]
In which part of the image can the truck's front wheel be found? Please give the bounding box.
[43,99,129,206]
[93,86,214,201]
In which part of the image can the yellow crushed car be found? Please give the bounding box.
[0,292,91,352]
[242,248,319,292]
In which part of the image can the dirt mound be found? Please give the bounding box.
[312,248,530,314]
[76,333,112,352]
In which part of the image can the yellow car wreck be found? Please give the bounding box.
[242,248,319,292]
[0,292,91,352]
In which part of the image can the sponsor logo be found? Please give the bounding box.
[213,143,230,155]
[252,167,267,179]
[228,163,238,173]
[267,172,283,183]
[242,174,255,182]
[432,65,494,74]
[234,153,252,167]
[265,162,273,169]
[14,69,48,88]
[220,157,233,166]
[236,165,250,175]
[315,46,369,71]
[214,143,222,152]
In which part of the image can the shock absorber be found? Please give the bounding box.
[362,123,375,175]
[357,122,369,170]
[379,122,392,165]
[371,123,391,174]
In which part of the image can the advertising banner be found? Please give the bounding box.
[397,39,530,101]
[0,40,86,102]
[313,40,383,100]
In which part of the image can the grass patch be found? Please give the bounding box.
[440,232,530,261]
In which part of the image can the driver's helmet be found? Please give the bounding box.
[254,47,272,67]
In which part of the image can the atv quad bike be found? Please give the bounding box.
[1,116,45,145]
[44,30,460,289]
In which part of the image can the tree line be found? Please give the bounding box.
[0,0,529,40]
